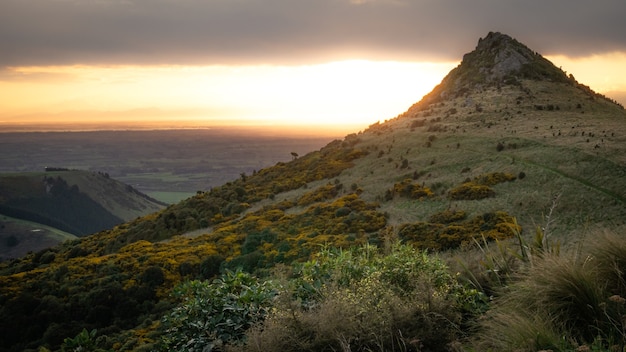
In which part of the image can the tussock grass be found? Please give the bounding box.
[471,231,626,351]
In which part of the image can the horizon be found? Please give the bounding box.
[1,1,625,132]
[0,120,360,137]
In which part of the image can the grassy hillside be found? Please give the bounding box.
[0,32,625,351]
[0,215,77,260]
[0,170,165,259]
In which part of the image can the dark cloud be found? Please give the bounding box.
[1,0,625,67]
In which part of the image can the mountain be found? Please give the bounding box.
[0,170,166,259]
[1,32,625,351]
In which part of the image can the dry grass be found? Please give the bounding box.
[468,231,626,351]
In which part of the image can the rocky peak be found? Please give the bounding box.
[472,31,536,81]
[416,32,571,105]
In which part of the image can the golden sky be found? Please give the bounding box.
[1,0,625,133]
[0,61,458,133]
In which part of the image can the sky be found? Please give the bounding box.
[1,0,625,134]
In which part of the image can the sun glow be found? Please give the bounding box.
[0,60,456,133]
[546,52,626,98]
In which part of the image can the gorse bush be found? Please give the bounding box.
[448,182,495,200]
[392,179,434,199]
[398,211,520,251]
[448,172,517,200]
[472,172,516,186]
[296,183,340,206]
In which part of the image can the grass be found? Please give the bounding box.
[0,170,165,222]
[327,77,626,247]
[453,229,626,352]
[0,215,77,259]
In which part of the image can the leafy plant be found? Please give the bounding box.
[61,328,108,352]
[160,269,277,351]
[234,243,483,352]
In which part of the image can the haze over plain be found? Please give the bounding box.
[1,0,625,133]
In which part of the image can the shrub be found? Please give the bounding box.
[448,172,516,200]
[199,255,225,280]
[399,212,519,251]
[233,244,479,352]
[392,179,434,199]
[429,210,468,224]
[448,182,495,200]
[473,172,517,186]
[61,328,104,352]
[160,269,277,352]
[297,184,339,206]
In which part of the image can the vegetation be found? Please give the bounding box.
[456,229,626,352]
[398,211,519,250]
[160,269,277,351]
[447,172,517,200]
[392,178,434,199]
[229,243,483,352]
[2,32,626,351]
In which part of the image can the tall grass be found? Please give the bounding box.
[472,231,626,351]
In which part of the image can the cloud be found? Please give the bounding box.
[1,0,625,67]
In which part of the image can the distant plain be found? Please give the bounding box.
[0,127,338,203]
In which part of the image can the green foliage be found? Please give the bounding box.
[234,243,483,352]
[61,328,109,352]
[160,269,277,352]
[448,172,516,200]
[429,209,468,224]
[392,178,434,199]
[296,183,340,206]
[399,211,519,251]
[473,172,517,186]
[448,182,495,200]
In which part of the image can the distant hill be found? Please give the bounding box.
[1,32,625,351]
[0,170,166,259]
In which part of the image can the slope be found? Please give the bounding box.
[0,32,625,351]
[0,170,166,259]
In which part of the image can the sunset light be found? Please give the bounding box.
[2,0,625,134]
[3,53,625,134]
[0,61,457,133]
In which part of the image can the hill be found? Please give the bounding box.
[0,32,625,351]
[0,170,166,259]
